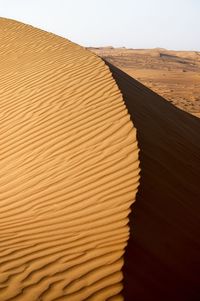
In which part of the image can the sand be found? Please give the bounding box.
[107,63,200,301]
[89,47,200,118]
[0,19,140,300]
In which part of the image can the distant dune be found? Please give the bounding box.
[0,19,139,300]
[106,63,200,301]
[89,47,200,118]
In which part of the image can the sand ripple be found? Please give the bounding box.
[0,18,140,300]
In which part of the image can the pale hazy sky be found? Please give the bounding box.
[0,0,199,50]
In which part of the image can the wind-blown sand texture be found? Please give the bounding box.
[107,63,200,301]
[0,19,140,301]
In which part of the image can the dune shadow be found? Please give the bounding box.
[106,62,200,301]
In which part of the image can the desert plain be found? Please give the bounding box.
[89,47,200,117]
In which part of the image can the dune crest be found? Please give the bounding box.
[0,19,139,300]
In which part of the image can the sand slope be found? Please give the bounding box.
[107,63,200,301]
[0,19,139,300]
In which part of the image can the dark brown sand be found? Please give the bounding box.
[107,62,200,301]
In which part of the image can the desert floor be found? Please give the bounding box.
[89,47,200,118]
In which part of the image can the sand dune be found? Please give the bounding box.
[0,19,140,300]
[107,63,200,301]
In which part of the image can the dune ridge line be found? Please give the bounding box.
[0,18,140,300]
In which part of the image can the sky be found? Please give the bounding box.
[0,0,199,51]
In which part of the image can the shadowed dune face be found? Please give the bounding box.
[0,19,140,300]
[106,62,200,301]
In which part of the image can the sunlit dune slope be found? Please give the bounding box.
[107,62,200,301]
[0,18,139,301]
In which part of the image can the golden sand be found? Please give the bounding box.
[0,18,139,300]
